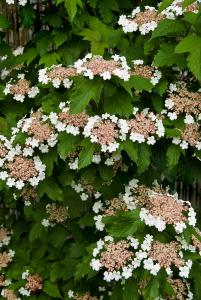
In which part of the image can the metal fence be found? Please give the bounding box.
[1,1,201,209]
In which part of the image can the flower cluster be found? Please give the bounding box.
[83,114,119,152]
[68,291,98,300]
[118,2,200,35]
[90,235,144,281]
[131,60,162,85]
[144,239,193,278]
[0,227,11,248]
[14,109,58,153]
[5,0,27,6]
[38,65,76,88]
[71,180,101,201]
[93,196,128,231]
[118,6,165,34]
[74,53,130,81]
[172,123,201,151]
[49,102,88,136]
[42,203,69,227]
[123,179,196,233]
[1,289,20,300]
[162,0,200,19]
[4,74,39,102]
[164,82,201,122]
[18,270,42,296]
[125,108,164,144]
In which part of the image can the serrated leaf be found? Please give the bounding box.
[151,19,184,39]
[154,44,185,67]
[175,35,201,53]
[121,140,138,163]
[104,91,133,117]
[75,255,96,280]
[182,0,197,8]
[144,277,160,300]
[187,48,201,80]
[0,14,10,29]
[137,144,152,174]
[78,142,95,169]
[57,133,80,160]
[37,178,63,201]
[64,0,83,22]
[20,5,36,28]
[44,282,62,298]
[54,31,68,47]
[158,0,174,12]
[104,211,144,237]
[69,77,103,113]
[124,279,139,300]
[29,222,43,242]
[39,52,60,67]
[166,144,181,169]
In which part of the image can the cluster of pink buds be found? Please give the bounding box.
[74,53,130,81]
[4,74,39,102]
[131,60,162,85]
[13,109,58,153]
[19,270,42,296]
[42,203,69,227]
[49,102,88,135]
[38,65,76,88]
[164,82,201,123]
[172,123,201,151]
[123,179,196,233]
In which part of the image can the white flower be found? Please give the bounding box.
[19,287,30,296]
[101,71,111,80]
[42,219,50,227]
[167,112,178,120]
[165,98,174,109]
[180,140,188,150]
[184,115,194,124]
[22,269,29,279]
[93,201,103,213]
[13,46,24,56]
[68,290,74,298]
[80,193,88,201]
[90,258,102,271]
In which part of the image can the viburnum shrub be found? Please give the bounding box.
[0,0,201,299]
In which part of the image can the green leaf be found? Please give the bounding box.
[57,133,80,160]
[75,255,96,280]
[175,35,201,53]
[120,76,153,94]
[69,77,103,113]
[151,19,184,39]
[98,0,119,23]
[29,222,43,242]
[53,31,68,47]
[0,14,10,29]
[154,44,185,67]
[187,48,201,80]
[39,52,60,67]
[50,226,67,248]
[124,279,139,300]
[182,0,197,8]
[158,0,174,12]
[104,211,145,237]
[44,281,62,298]
[41,150,58,177]
[121,140,138,164]
[64,0,83,22]
[37,178,63,201]
[137,144,152,174]
[20,5,36,28]
[78,141,95,169]
[104,91,133,117]
[144,277,160,300]
[166,144,181,169]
